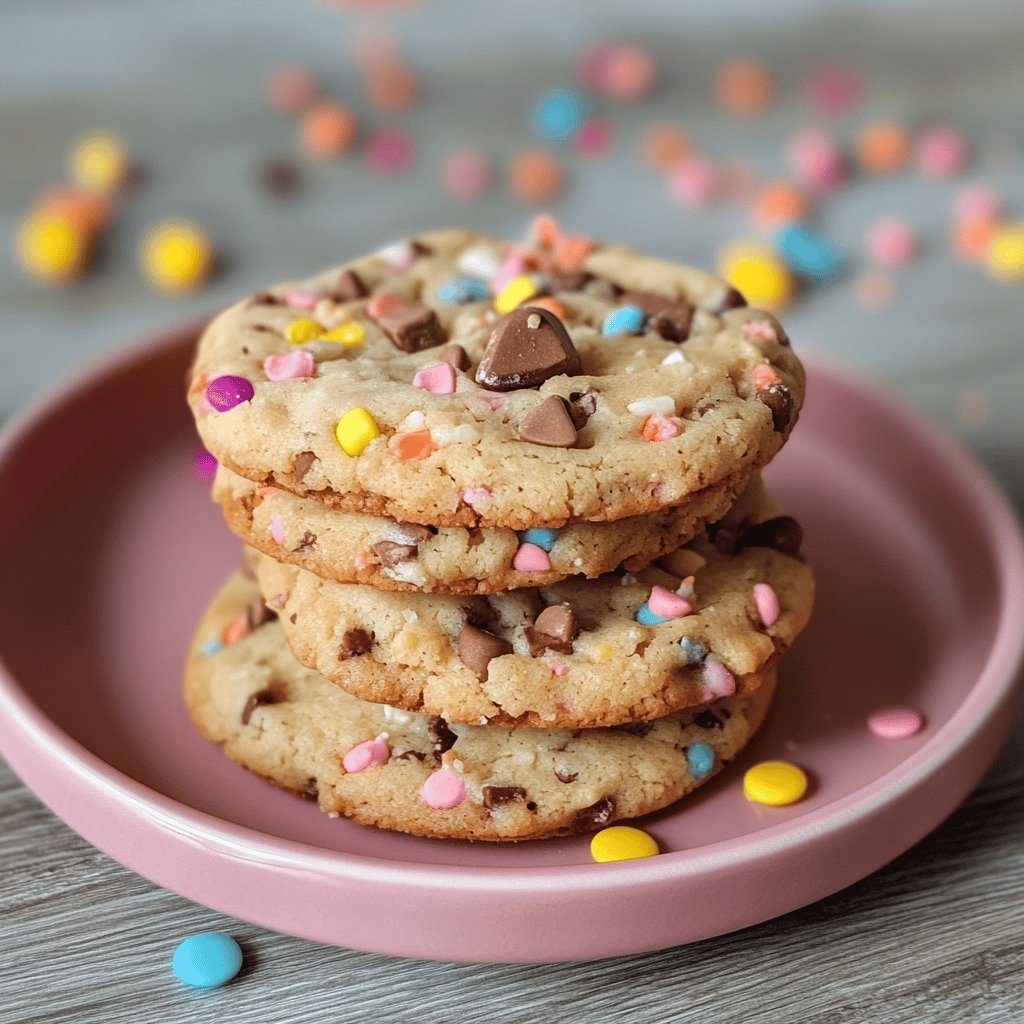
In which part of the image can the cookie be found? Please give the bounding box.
[214,464,749,594]
[188,226,804,529]
[253,484,813,728]
[185,572,778,841]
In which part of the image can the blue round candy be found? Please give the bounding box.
[775,224,846,282]
[172,932,243,989]
[602,305,646,337]
[436,276,490,305]
[635,603,668,626]
[520,527,560,552]
[678,636,709,665]
[199,640,223,657]
[529,88,590,142]
[685,742,716,781]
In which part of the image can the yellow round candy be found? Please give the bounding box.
[286,318,323,345]
[70,132,129,193]
[320,321,365,346]
[590,826,659,863]
[15,212,88,283]
[984,222,1024,283]
[719,242,793,310]
[742,760,808,806]
[141,220,211,293]
[494,274,538,315]
[335,407,380,456]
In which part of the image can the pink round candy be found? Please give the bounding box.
[806,65,863,117]
[365,128,414,176]
[263,350,315,381]
[601,44,656,101]
[868,706,924,740]
[412,362,457,395]
[205,375,254,412]
[367,292,403,319]
[513,542,552,573]
[572,117,612,159]
[342,737,390,773]
[668,156,717,208]
[270,514,285,545]
[752,582,780,627]
[786,128,845,193]
[916,126,968,180]
[460,487,491,506]
[953,183,1000,224]
[701,655,736,700]
[865,218,919,268]
[191,448,217,480]
[575,41,617,90]
[284,290,318,309]
[419,768,466,809]
[648,585,692,619]
[441,147,489,201]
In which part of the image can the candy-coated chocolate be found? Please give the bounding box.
[335,408,380,456]
[743,760,808,806]
[171,932,242,989]
[590,825,659,863]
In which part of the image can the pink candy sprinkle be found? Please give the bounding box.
[601,44,656,101]
[412,362,457,395]
[441,147,490,201]
[264,350,315,381]
[551,663,568,677]
[751,364,782,390]
[419,767,466,809]
[701,655,735,701]
[365,127,414,176]
[474,391,507,411]
[867,706,924,740]
[865,218,919,268]
[191,448,218,479]
[916,125,968,180]
[572,117,612,159]
[205,375,254,413]
[342,736,390,773]
[284,290,318,309]
[491,253,528,294]
[806,65,863,117]
[460,487,491,506]
[367,292,404,319]
[647,585,692,619]
[270,515,285,544]
[513,542,552,573]
[642,414,682,442]
[752,582,780,627]
[742,320,778,344]
[668,156,718,208]
[787,128,845,193]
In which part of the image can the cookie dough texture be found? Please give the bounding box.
[185,573,778,841]
[189,229,804,529]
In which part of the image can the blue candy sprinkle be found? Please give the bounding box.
[436,276,490,305]
[635,603,668,626]
[520,527,560,552]
[172,932,243,989]
[685,742,716,781]
[602,305,646,336]
[529,88,591,143]
[775,224,847,282]
[200,640,223,657]
[678,636,709,665]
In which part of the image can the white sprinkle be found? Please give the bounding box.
[573,557,584,567]
[401,609,418,623]
[458,244,503,279]
[431,422,481,445]
[628,628,641,640]
[627,395,675,416]
[479,716,489,725]
[401,410,427,430]
[383,705,415,726]
[661,350,686,365]
[376,240,412,266]
[624,365,635,374]
[453,758,465,773]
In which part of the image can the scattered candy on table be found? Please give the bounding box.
[805,64,863,116]
[856,121,910,175]
[865,218,918,268]
[529,88,591,143]
[140,219,212,292]
[572,117,612,159]
[750,182,809,231]
[268,63,319,115]
[867,706,924,740]
[775,223,847,282]
[590,825,659,863]
[171,932,243,989]
[507,149,564,204]
[15,210,90,284]
[441,147,490,200]
[743,760,809,806]
[365,127,414,176]
[916,125,968,180]
[69,132,130,193]
[639,123,690,171]
[786,128,844,193]
[714,58,773,117]
[300,101,356,159]
[668,156,718,208]
[718,241,794,310]
[984,222,1024,282]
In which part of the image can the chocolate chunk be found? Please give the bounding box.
[373,541,418,567]
[621,290,694,342]
[251,324,275,333]
[436,343,471,371]
[332,268,368,302]
[568,389,598,428]
[694,710,724,730]
[394,750,427,762]
[573,797,616,829]
[289,612,298,624]
[518,395,578,448]
[428,716,458,756]
[395,522,435,543]
[756,381,794,431]
[555,769,578,784]
[246,598,275,630]
[475,307,582,391]
[547,270,593,292]
[410,239,433,258]
[375,303,447,353]
[301,779,319,800]
[241,689,275,725]
[526,603,578,656]
[339,628,374,660]
[715,286,748,312]
[482,785,527,809]
[247,291,282,308]
[736,515,803,556]
[259,157,302,197]
[293,450,317,483]
[293,530,317,553]
[457,624,512,680]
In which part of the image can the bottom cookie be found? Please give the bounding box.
[185,573,778,842]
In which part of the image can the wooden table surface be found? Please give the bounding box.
[1,2,1022,1021]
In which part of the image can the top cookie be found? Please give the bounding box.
[189,226,804,529]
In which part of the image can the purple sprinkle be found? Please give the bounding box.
[191,448,218,479]
[206,375,254,412]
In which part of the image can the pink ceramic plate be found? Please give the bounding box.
[1,324,1022,964]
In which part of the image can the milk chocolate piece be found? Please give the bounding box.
[339,628,373,660]
[333,268,368,302]
[756,381,794,431]
[736,515,803,556]
[518,395,578,448]
[546,270,593,292]
[373,541,418,566]
[376,303,447,353]
[482,785,527,809]
[573,797,615,830]
[436,343,471,371]
[292,450,317,482]
[428,716,458,756]
[621,290,694,342]
[715,286,748,312]
[241,689,275,725]
[475,307,581,391]
[525,603,578,655]
[293,530,317,553]
[457,624,512,680]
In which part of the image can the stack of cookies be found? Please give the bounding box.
[185,226,814,841]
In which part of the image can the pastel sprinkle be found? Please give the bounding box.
[868,706,924,740]
[685,742,715,781]
[602,305,646,336]
[342,735,390,773]
[286,318,322,345]
[284,290,318,309]
[786,128,844,193]
[419,767,466,809]
[191,448,218,479]
[412,362,457,395]
[642,414,682,441]
[627,395,675,416]
[775,224,847,281]
[635,604,668,626]
[460,487,491,506]
[865,218,919,268]
[916,125,968,180]
[668,156,718,208]
[263,350,315,381]
[365,127,414,176]
[457,243,502,279]
[520,527,559,552]
[391,429,433,461]
[441,147,490,201]
[320,321,365,346]
[551,663,568,677]
[367,292,404,318]
[590,825,659,863]
[437,276,490,304]
[647,585,692,620]
[222,615,249,646]
[513,542,552,573]
[334,407,380,456]
[269,514,285,544]
[743,761,808,806]
[678,636,708,665]
[742,320,779,344]
[205,375,254,412]
[753,582,780,627]
[572,117,612,159]
[530,88,591,143]
[199,640,222,657]
[171,932,242,989]
[495,274,538,314]
[701,655,736,699]
[474,390,507,411]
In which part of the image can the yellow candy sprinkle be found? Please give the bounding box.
[320,321,366,346]
[140,219,212,293]
[69,132,129,193]
[592,642,614,663]
[590,826,660,863]
[984,222,1024,283]
[718,242,793,310]
[494,274,538,315]
[15,212,87,283]
[286,318,323,345]
[335,407,380,456]
[742,760,808,806]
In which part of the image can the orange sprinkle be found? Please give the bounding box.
[530,214,562,249]
[750,182,809,231]
[525,295,565,318]
[856,121,910,175]
[555,235,596,272]
[222,614,250,646]
[639,124,691,171]
[508,149,564,204]
[367,291,403,318]
[366,61,417,113]
[950,218,996,263]
[392,429,433,461]
[714,58,773,117]
[300,101,356,159]
[751,364,781,389]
